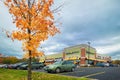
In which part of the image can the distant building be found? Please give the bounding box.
[96,54,111,62]
[39,44,111,66]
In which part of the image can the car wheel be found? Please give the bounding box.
[71,67,75,72]
[55,68,61,73]
[26,67,29,70]
[47,71,51,73]
[39,66,42,69]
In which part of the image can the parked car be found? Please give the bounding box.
[104,63,109,67]
[19,62,44,70]
[109,64,119,67]
[7,64,14,69]
[0,64,3,68]
[113,64,119,67]
[0,64,8,68]
[95,63,107,67]
[109,63,114,67]
[9,62,27,69]
[44,60,76,73]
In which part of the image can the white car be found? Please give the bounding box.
[0,64,7,68]
[104,63,109,67]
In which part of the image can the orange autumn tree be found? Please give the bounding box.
[4,0,60,80]
[23,51,44,59]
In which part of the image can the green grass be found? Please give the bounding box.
[0,68,89,80]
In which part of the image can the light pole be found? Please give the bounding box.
[88,42,90,65]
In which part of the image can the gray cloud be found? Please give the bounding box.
[0,0,120,59]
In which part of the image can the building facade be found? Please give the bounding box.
[40,44,111,66]
[63,44,97,66]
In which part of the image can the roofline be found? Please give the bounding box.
[64,44,96,50]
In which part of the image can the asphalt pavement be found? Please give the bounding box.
[34,67,120,80]
[60,67,120,80]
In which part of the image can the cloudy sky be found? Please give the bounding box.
[0,0,120,60]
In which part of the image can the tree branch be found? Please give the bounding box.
[52,3,64,13]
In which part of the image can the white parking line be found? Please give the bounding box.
[81,71,105,78]
[60,70,84,74]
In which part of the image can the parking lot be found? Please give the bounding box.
[62,67,120,80]
[34,67,120,80]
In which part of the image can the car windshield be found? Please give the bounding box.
[53,61,62,65]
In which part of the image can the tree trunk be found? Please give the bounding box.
[28,0,32,80]
[27,29,32,80]
[28,50,32,80]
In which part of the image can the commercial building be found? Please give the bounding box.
[40,44,111,66]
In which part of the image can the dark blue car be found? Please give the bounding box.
[95,63,106,67]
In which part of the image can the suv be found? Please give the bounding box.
[44,61,76,73]
[19,62,44,70]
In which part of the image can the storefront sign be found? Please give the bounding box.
[66,51,79,55]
